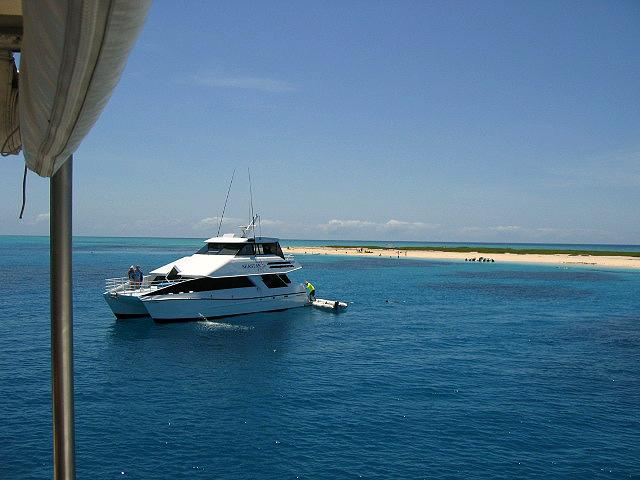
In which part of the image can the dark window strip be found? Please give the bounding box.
[261,274,288,288]
[145,276,254,296]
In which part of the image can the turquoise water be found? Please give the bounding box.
[1,236,639,478]
[5,235,639,253]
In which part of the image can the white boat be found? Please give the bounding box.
[103,217,310,322]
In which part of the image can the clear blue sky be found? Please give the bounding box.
[1,0,639,243]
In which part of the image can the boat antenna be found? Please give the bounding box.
[248,167,255,225]
[218,168,235,236]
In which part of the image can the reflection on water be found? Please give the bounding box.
[107,316,156,342]
[105,307,321,367]
[200,320,255,332]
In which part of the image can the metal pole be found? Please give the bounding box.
[50,155,76,480]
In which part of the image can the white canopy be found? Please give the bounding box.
[19,0,151,177]
[0,2,153,477]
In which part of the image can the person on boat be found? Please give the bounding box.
[127,265,136,287]
[134,265,144,288]
[304,281,316,301]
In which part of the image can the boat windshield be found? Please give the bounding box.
[196,243,242,255]
[253,242,285,258]
[196,242,285,258]
[260,243,284,257]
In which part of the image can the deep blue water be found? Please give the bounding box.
[1,236,639,479]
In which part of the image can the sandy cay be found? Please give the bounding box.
[284,246,640,269]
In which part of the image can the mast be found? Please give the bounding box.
[240,214,260,238]
[217,169,235,237]
[248,167,255,225]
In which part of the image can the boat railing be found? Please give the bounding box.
[104,276,184,294]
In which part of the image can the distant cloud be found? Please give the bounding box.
[385,219,436,230]
[34,213,50,224]
[196,217,221,228]
[193,216,284,235]
[461,225,527,233]
[492,225,521,232]
[194,216,243,230]
[259,218,284,227]
[323,219,376,229]
[191,75,296,93]
[462,225,522,233]
[319,219,437,232]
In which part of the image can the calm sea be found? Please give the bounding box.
[1,236,639,479]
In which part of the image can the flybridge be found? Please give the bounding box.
[203,234,280,244]
[196,238,286,258]
[204,234,249,243]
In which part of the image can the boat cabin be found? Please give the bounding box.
[196,234,285,258]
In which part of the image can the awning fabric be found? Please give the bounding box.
[19,0,151,177]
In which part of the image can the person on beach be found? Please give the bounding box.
[304,281,316,301]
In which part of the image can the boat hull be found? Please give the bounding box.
[103,292,149,318]
[142,290,309,322]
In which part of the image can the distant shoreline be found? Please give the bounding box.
[285,245,640,269]
[326,244,640,257]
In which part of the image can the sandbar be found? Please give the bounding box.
[284,246,640,270]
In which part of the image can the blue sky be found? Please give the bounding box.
[1,0,639,243]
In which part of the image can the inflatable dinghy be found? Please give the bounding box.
[312,298,348,310]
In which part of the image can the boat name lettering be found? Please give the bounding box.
[242,263,266,269]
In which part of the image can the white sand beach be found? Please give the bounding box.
[285,246,640,270]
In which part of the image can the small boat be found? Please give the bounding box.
[104,216,310,322]
[312,298,348,310]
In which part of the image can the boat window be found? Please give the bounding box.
[260,243,285,259]
[254,244,264,255]
[277,274,291,284]
[213,276,254,289]
[238,243,256,256]
[196,243,242,255]
[261,274,287,288]
[145,276,254,295]
[262,243,276,255]
[166,266,181,280]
